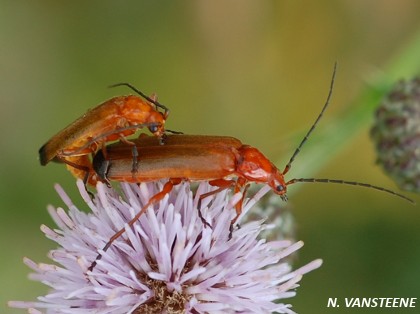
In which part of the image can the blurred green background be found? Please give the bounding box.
[1,1,420,313]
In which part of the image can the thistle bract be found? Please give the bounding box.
[371,77,420,192]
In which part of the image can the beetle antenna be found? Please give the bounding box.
[282,62,337,175]
[286,178,415,204]
[109,82,169,113]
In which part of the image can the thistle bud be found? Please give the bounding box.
[371,77,420,192]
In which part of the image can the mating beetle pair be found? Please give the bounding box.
[39,67,413,270]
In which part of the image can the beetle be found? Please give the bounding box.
[88,132,413,271]
[94,134,253,223]
[38,83,170,185]
[94,134,413,214]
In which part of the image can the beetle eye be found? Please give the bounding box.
[149,124,159,133]
[276,185,285,192]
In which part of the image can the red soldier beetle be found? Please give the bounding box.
[39,83,170,185]
[88,133,413,270]
[93,135,413,217]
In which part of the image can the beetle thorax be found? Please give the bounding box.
[236,145,287,195]
[120,96,166,137]
[236,146,275,182]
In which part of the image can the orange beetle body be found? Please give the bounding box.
[88,134,290,270]
[93,134,287,200]
[39,93,168,185]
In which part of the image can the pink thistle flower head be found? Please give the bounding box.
[9,180,322,313]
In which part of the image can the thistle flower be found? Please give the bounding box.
[370,77,420,192]
[9,180,322,314]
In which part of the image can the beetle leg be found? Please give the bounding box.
[57,156,96,197]
[116,135,141,177]
[131,145,139,176]
[57,156,90,183]
[88,178,182,272]
[159,132,167,145]
[231,179,249,225]
[58,142,98,158]
[118,134,136,146]
[196,179,236,228]
[228,178,249,239]
[199,179,236,204]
